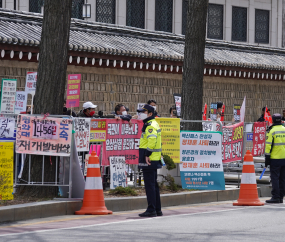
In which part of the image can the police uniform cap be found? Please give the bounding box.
[272,113,282,124]
[137,104,155,113]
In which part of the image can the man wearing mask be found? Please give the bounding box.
[77,102,97,117]
[265,113,285,203]
[137,104,162,217]
[147,99,159,117]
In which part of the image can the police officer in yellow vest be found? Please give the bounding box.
[137,104,162,217]
[265,113,285,203]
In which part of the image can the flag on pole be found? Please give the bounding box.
[264,106,273,126]
[220,103,225,121]
[240,96,246,122]
[203,103,207,121]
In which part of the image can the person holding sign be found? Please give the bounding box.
[265,113,285,203]
[137,104,162,217]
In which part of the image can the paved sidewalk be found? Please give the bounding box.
[0,185,271,223]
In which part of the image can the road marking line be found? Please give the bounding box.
[0,207,247,237]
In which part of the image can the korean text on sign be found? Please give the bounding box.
[0,142,14,200]
[15,91,28,114]
[66,74,81,108]
[156,118,180,163]
[109,156,127,189]
[252,122,266,156]
[180,131,225,190]
[90,119,107,142]
[74,118,90,152]
[102,119,143,165]
[233,104,241,122]
[222,122,244,163]
[16,115,73,156]
[0,79,17,114]
[0,117,15,139]
[25,72,37,94]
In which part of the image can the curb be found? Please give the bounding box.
[0,186,272,224]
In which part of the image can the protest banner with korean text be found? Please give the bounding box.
[210,102,217,121]
[15,91,28,114]
[16,115,73,156]
[74,118,90,152]
[66,74,81,108]
[173,93,181,117]
[156,118,180,163]
[109,156,127,189]
[180,131,225,190]
[233,104,241,122]
[90,119,107,142]
[102,119,143,165]
[0,142,14,200]
[222,122,244,163]
[252,122,266,156]
[25,72,37,94]
[0,117,15,139]
[0,79,17,114]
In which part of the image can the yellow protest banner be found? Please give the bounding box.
[156,118,180,163]
[0,142,14,200]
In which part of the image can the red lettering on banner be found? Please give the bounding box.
[222,122,244,163]
[102,119,143,165]
[252,122,266,156]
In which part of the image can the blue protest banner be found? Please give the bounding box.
[180,131,225,190]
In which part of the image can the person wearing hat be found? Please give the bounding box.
[257,107,270,122]
[137,104,162,217]
[265,113,285,203]
[77,102,97,117]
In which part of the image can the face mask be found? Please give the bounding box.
[139,113,148,120]
[122,111,128,116]
[89,111,95,117]
[153,106,157,111]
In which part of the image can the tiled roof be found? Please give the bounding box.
[1,8,285,71]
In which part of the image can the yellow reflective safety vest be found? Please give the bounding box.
[265,124,285,160]
[139,118,162,161]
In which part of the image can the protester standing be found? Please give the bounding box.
[77,102,97,117]
[169,106,177,118]
[147,99,159,117]
[265,113,285,203]
[137,104,162,217]
[257,107,269,122]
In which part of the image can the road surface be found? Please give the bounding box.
[0,197,284,242]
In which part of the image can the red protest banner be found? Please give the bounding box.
[252,122,266,156]
[102,119,143,165]
[222,122,244,163]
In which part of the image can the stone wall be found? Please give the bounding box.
[1,59,285,122]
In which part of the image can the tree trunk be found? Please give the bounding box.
[181,0,208,131]
[18,0,72,198]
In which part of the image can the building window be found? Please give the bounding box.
[255,9,269,44]
[29,0,44,13]
[72,0,84,19]
[0,0,2,8]
[207,4,223,40]
[29,0,84,19]
[155,0,173,33]
[96,0,116,24]
[182,0,188,35]
[232,6,247,42]
[126,0,145,29]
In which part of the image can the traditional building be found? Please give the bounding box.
[0,9,285,121]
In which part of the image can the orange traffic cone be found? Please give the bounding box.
[233,150,264,206]
[75,151,112,215]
